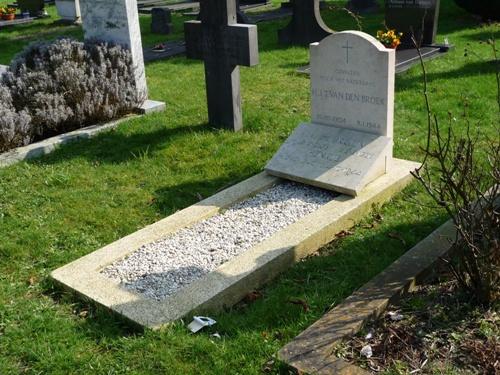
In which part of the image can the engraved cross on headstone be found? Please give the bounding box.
[184,0,259,131]
[342,40,353,63]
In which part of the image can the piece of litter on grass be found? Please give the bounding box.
[388,311,404,321]
[360,345,373,358]
[211,332,221,339]
[187,316,216,333]
[365,331,373,340]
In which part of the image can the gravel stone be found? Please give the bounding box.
[102,182,334,301]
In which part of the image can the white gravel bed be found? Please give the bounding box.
[102,182,335,301]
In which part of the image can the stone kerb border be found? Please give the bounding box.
[278,218,456,374]
[0,99,165,168]
[51,158,419,329]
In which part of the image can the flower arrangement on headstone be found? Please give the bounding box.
[0,7,17,20]
[376,29,402,49]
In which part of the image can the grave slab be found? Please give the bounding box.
[51,159,419,329]
[296,44,451,75]
[265,124,392,196]
[143,40,186,62]
[278,218,456,374]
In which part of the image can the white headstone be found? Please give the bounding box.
[80,0,147,99]
[266,31,395,196]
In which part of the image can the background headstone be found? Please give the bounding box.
[278,0,333,45]
[266,31,395,196]
[151,7,172,34]
[385,0,440,48]
[184,0,259,131]
[346,0,379,14]
[80,0,148,99]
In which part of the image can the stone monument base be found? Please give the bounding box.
[138,99,166,115]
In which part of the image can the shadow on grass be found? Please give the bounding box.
[28,121,212,166]
[396,59,498,90]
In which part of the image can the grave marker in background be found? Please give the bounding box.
[81,0,148,99]
[266,31,395,196]
[151,7,172,34]
[184,0,259,131]
[346,0,379,14]
[278,0,333,45]
[385,0,440,48]
[80,0,165,113]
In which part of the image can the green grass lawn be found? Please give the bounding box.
[0,1,498,374]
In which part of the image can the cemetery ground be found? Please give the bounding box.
[0,0,498,373]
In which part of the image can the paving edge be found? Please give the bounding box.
[50,158,420,329]
[0,99,166,168]
[277,218,456,374]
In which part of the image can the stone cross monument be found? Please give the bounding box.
[184,0,259,131]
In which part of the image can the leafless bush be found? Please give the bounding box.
[2,38,142,141]
[412,37,500,304]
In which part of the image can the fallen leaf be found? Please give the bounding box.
[28,276,37,286]
[288,298,310,312]
[388,231,406,246]
[336,230,353,238]
[244,290,263,303]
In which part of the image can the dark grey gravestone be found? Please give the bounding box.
[184,0,259,131]
[346,0,379,14]
[151,7,172,34]
[278,0,333,46]
[385,0,440,48]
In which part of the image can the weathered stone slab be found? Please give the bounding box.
[385,0,440,48]
[278,218,456,374]
[50,159,419,329]
[265,124,391,196]
[0,116,137,168]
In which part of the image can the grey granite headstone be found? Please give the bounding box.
[346,0,379,14]
[385,0,440,48]
[278,0,333,45]
[151,7,172,34]
[184,0,259,131]
[80,0,148,100]
[266,31,395,196]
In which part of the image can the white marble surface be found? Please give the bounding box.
[310,31,395,138]
[266,31,395,195]
[80,0,147,99]
[266,123,391,195]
